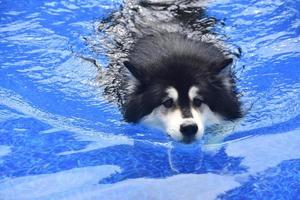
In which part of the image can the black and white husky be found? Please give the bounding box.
[122,34,241,143]
[97,0,242,143]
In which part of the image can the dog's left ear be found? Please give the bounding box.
[212,58,233,75]
[123,61,145,82]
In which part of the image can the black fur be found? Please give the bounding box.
[123,33,242,122]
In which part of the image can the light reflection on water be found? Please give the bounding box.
[0,0,299,199]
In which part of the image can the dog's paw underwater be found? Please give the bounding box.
[122,33,242,143]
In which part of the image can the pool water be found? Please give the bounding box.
[0,0,300,199]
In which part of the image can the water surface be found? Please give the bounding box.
[0,0,299,199]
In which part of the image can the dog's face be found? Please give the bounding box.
[122,58,241,143]
[140,86,222,143]
[122,35,242,143]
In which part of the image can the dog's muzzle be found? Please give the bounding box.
[180,122,198,143]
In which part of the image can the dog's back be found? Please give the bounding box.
[96,0,226,105]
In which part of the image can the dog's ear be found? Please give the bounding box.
[124,61,143,81]
[211,58,233,76]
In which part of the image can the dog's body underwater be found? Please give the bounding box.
[122,33,241,143]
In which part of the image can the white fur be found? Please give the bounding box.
[141,106,184,141]
[190,108,205,139]
[221,77,232,90]
[188,86,200,100]
[141,86,222,142]
[201,104,223,125]
[166,87,178,100]
[141,87,182,140]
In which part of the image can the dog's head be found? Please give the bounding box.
[122,34,242,143]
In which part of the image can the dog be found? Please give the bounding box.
[96,0,242,143]
[122,33,241,143]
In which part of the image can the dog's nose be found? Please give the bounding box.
[180,123,198,138]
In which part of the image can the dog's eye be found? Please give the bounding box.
[193,98,203,107]
[162,99,174,108]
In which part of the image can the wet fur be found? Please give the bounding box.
[96,0,242,141]
[123,33,242,124]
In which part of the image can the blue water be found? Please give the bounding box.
[0,0,300,199]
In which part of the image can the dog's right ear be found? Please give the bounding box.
[123,61,143,81]
[210,58,233,76]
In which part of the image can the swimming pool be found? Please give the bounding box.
[0,0,299,199]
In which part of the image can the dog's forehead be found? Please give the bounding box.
[165,86,200,100]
